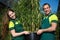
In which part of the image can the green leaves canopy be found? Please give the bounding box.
[12,0,42,32]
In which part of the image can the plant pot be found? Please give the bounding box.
[25,32,40,40]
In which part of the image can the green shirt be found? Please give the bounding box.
[9,19,24,40]
[40,13,58,40]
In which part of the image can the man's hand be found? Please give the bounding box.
[37,29,43,35]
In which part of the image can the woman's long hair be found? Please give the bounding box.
[1,9,14,40]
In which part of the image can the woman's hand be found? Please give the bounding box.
[37,29,44,35]
[23,31,30,35]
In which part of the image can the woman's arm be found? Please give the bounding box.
[10,29,29,37]
[9,21,29,37]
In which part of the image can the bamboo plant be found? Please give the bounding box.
[12,0,42,33]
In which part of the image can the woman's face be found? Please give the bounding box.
[8,11,16,19]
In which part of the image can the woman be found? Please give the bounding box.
[1,9,29,40]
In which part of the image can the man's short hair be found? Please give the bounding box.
[43,3,50,10]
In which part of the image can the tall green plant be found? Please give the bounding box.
[12,0,42,33]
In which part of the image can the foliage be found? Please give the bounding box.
[12,0,42,32]
[56,11,60,40]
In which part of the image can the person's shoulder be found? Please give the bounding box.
[9,21,14,25]
[50,13,57,17]
[49,13,58,21]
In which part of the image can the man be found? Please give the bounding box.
[37,3,58,40]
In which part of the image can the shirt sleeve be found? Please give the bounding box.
[9,21,15,30]
[49,14,58,24]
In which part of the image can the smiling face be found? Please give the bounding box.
[43,4,51,15]
[8,10,16,19]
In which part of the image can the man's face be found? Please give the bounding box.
[43,5,51,15]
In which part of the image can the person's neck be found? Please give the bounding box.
[45,14,49,16]
[45,12,51,16]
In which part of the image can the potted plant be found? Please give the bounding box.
[12,0,42,40]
